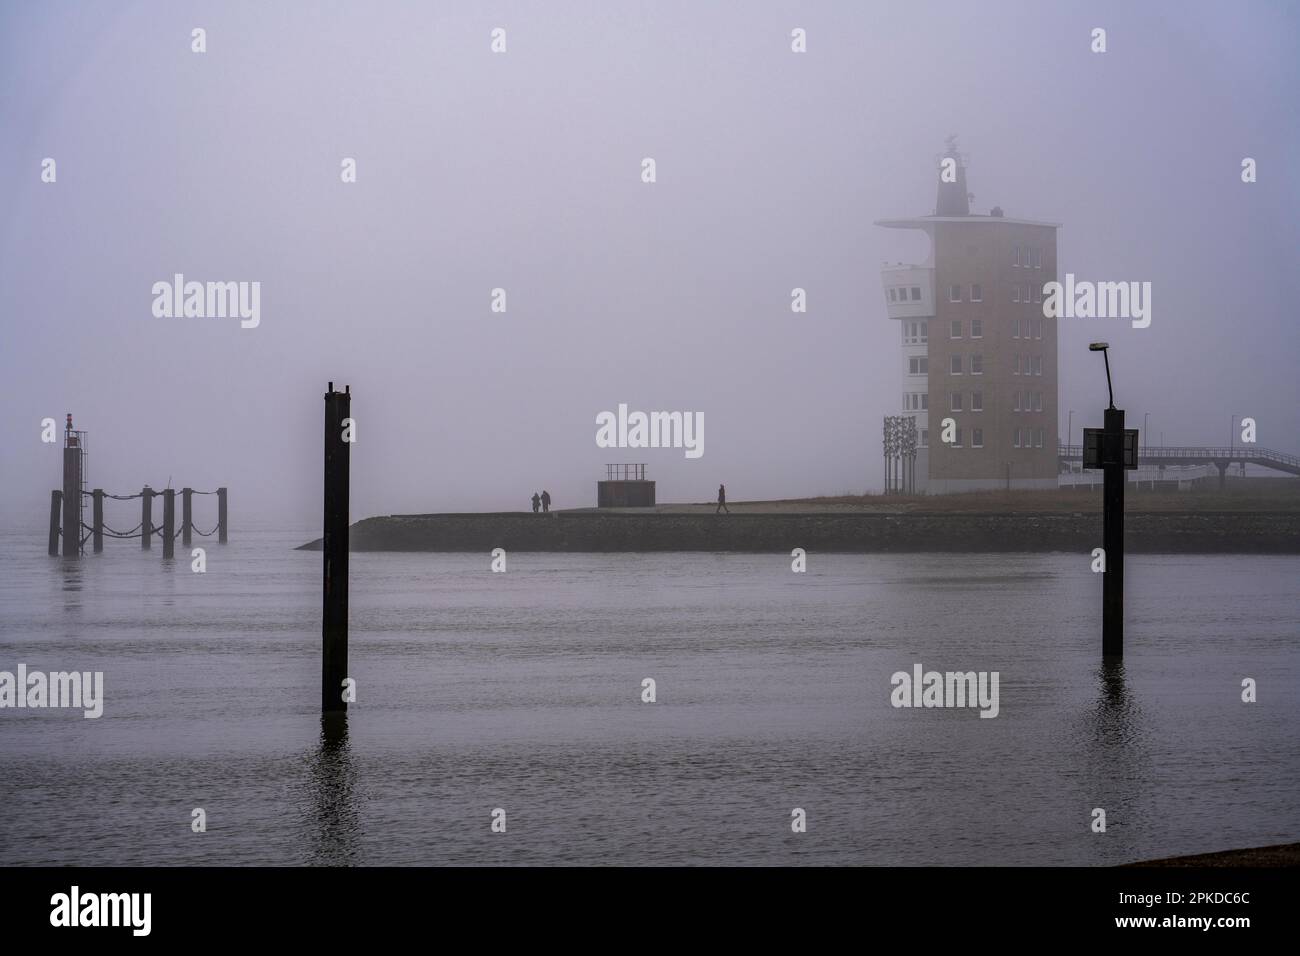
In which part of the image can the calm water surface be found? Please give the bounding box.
[1,529,1297,865]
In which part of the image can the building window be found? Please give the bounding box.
[949,284,962,302]
[911,286,921,301]
[1032,355,1042,376]
[1031,317,1042,339]
[971,318,982,338]
[1033,391,1043,412]
[1014,428,1022,448]
[920,429,929,448]
[1012,318,1020,339]
[1024,283,1033,303]
[1012,246,1020,267]
[1033,285,1043,305]
[950,392,963,411]
[1011,285,1020,303]
[904,321,927,345]
[971,353,983,374]
[888,288,896,302]
[921,393,928,410]
[920,320,928,342]
[1035,427,1044,448]
[951,319,962,338]
[909,356,928,375]
[1034,249,1042,269]
[1013,354,1021,375]
[970,284,982,302]
[1014,390,1022,412]
[971,391,983,411]
[950,354,963,375]
[972,428,984,448]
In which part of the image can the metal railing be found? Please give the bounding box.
[604,463,647,481]
[1058,444,1300,475]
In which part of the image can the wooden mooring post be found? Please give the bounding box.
[182,488,193,546]
[162,489,175,559]
[141,486,154,550]
[217,487,228,543]
[92,490,104,553]
[322,383,350,713]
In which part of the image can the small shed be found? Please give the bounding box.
[597,463,656,508]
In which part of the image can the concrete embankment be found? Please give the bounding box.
[1124,841,1300,867]
[297,510,1300,553]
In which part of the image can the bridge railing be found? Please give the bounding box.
[1058,445,1300,467]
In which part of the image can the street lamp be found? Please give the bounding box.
[1089,342,1114,408]
[1143,412,1149,454]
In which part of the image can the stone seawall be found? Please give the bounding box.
[297,511,1300,553]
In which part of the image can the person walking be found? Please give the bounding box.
[541,489,551,513]
[716,483,730,514]
[531,492,541,514]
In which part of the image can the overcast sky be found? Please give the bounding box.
[2,0,1297,529]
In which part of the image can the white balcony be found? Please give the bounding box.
[881,264,934,320]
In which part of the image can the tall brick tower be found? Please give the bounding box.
[876,143,1060,492]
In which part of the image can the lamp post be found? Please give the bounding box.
[1143,412,1149,454]
[1089,343,1125,659]
[1068,409,1075,471]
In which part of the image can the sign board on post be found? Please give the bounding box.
[1082,427,1139,470]
[1122,429,1139,469]
[1082,428,1103,469]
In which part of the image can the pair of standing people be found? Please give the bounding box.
[531,490,552,514]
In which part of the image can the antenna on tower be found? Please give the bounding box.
[933,135,970,169]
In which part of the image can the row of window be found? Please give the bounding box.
[1011,284,1043,304]
[1012,318,1043,339]
[1013,247,1044,269]
[903,320,928,344]
[887,286,924,303]
[908,390,1047,413]
[908,354,1043,376]
[901,318,1043,342]
[948,283,1046,304]
[940,427,1047,449]
[1013,391,1045,412]
[949,391,983,412]
[1013,354,1044,376]
[942,318,1043,339]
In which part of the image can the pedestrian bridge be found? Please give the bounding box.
[1058,444,1300,484]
